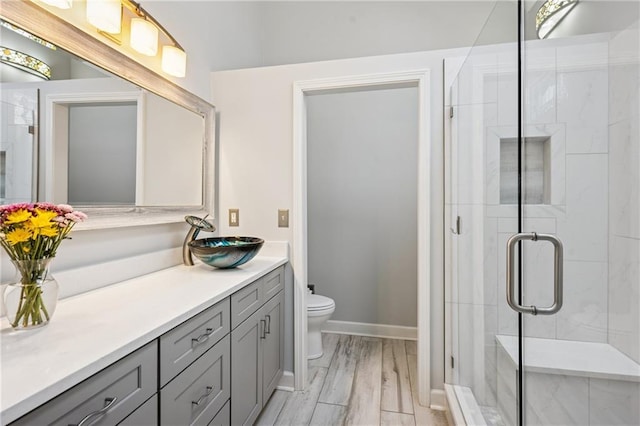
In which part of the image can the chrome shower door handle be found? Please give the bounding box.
[506,232,563,316]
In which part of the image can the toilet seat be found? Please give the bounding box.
[307,294,335,311]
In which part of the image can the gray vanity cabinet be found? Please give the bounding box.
[8,264,285,426]
[160,335,230,426]
[119,395,158,426]
[10,341,158,426]
[231,266,285,426]
[159,299,230,387]
[262,291,284,401]
[230,308,264,426]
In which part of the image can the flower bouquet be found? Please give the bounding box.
[0,203,87,329]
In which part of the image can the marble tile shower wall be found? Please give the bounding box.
[449,31,640,407]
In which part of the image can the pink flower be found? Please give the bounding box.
[57,204,74,213]
[64,211,87,223]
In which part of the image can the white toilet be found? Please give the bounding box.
[307,290,335,359]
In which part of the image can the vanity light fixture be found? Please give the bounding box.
[123,0,187,77]
[0,20,57,50]
[29,0,187,78]
[536,0,579,39]
[34,0,72,9]
[86,0,122,34]
[130,17,157,56]
[0,46,51,80]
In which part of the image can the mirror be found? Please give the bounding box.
[0,2,215,228]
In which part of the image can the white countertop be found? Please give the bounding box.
[0,254,288,424]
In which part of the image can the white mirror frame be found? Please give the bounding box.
[0,1,215,231]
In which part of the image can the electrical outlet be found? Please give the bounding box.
[278,209,289,227]
[229,209,239,227]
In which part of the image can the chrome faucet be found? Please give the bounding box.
[183,215,216,265]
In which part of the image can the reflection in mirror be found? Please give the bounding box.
[0,88,36,204]
[0,18,205,209]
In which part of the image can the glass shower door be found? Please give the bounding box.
[446,1,523,424]
[518,1,640,425]
[449,1,640,424]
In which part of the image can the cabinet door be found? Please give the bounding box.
[262,291,284,403]
[118,395,157,426]
[230,309,263,426]
[160,335,230,426]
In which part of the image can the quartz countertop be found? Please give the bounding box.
[0,254,288,424]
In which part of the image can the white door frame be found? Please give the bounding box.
[45,91,144,203]
[292,70,432,406]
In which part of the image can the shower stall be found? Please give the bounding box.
[445,1,640,425]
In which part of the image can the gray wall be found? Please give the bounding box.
[307,86,419,327]
[68,103,137,205]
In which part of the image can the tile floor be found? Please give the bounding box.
[256,333,449,426]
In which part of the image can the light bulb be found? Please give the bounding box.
[161,45,186,78]
[130,18,158,56]
[86,0,122,34]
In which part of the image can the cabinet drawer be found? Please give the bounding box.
[263,266,284,302]
[118,395,157,426]
[160,298,230,386]
[207,400,229,426]
[160,334,230,426]
[11,341,157,426]
[231,279,263,329]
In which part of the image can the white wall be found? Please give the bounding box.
[144,1,500,77]
[211,47,469,391]
[307,87,419,327]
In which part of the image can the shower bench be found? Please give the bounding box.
[495,335,640,426]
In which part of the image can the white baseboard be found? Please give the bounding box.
[430,389,447,411]
[276,370,294,392]
[322,320,417,340]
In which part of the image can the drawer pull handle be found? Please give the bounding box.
[71,396,118,426]
[265,314,271,334]
[260,319,266,339]
[192,386,213,407]
[192,328,214,346]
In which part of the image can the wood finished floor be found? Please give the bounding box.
[256,333,449,426]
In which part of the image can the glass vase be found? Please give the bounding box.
[3,258,59,330]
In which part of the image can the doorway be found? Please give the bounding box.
[292,70,433,406]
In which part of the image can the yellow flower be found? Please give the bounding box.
[39,226,59,238]
[29,209,58,229]
[5,228,32,245]
[4,209,31,224]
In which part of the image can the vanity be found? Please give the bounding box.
[1,256,287,425]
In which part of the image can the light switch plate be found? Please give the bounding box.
[278,209,289,228]
[229,209,239,227]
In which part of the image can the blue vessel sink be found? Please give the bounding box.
[188,237,264,269]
